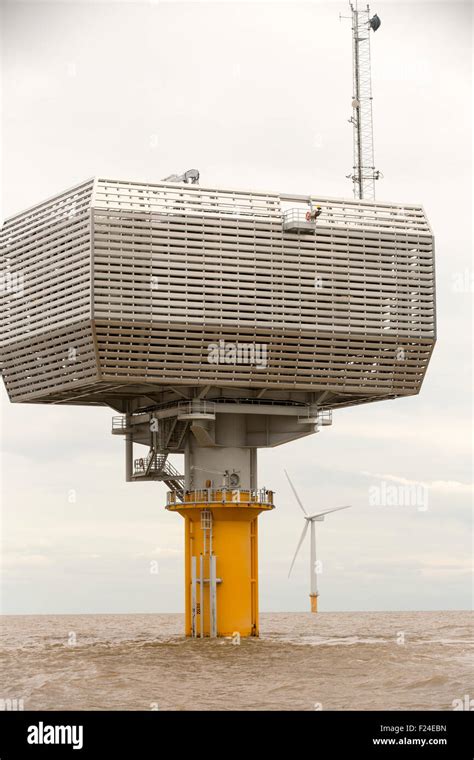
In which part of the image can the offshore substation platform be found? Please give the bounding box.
[0,177,436,635]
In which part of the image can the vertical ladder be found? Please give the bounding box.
[190,509,218,638]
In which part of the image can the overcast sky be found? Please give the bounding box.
[0,0,472,615]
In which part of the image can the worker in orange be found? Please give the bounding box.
[306,206,322,222]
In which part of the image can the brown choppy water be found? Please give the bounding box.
[0,611,472,711]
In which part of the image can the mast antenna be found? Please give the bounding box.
[344,3,382,200]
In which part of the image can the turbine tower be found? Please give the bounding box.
[347,3,381,200]
[285,471,351,612]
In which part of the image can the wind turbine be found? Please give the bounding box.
[285,470,351,613]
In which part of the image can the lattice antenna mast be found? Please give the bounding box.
[347,3,381,200]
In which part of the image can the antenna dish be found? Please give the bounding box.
[369,14,381,32]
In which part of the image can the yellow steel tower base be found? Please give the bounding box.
[167,489,274,637]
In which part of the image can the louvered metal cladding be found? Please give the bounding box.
[0,177,435,406]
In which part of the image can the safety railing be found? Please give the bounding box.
[133,454,184,480]
[282,207,317,233]
[112,415,127,432]
[318,410,333,426]
[177,400,216,418]
[167,488,274,507]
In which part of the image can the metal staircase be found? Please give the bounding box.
[166,419,190,450]
[133,449,185,499]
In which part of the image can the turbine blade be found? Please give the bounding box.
[288,521,310,577]
[284,469,308,515]
[306,506,352,519]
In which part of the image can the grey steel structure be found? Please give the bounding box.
[1,178,435,490]
[1,179,435,398]
[348,3,380,200]
[1,177,435,492]
[0,176,436,627]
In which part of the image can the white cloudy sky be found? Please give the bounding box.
[0,0,472,614]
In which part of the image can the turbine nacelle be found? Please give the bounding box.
[304,506,351,522]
